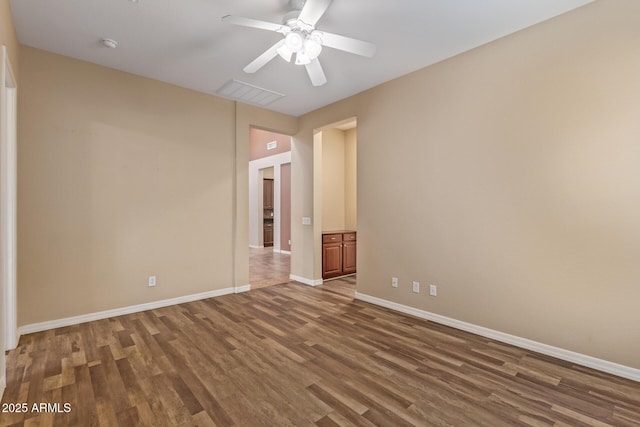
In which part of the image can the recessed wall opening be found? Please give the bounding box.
[313,117,357,293]
[248,127,292,289]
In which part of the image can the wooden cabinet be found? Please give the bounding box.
[264,224,273,247]
[263,178,274,208]
[322,241,343,278]
[343,243,356,275]
[263,178,274,247]
[322,232,356,279]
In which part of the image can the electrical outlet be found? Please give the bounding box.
[148,276,156,287]
[429,284,437,296]
[392,277,398,288]
[412,281,420,293]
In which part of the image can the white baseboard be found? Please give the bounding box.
[355,292,640,383]
[272,249,291,255]
[289,274,322,287]
[322,273,356,281]
[18,286,239,336]
[235,284,251,293]
[249,245,263,249]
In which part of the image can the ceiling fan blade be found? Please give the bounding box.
[319,31,376,58]
[298,0,333,26]
[305,58,327,86]
[222,15,283,32]
[244,40,285,73]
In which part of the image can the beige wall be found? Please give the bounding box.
[295,0,640,369]
[0,0,19,82]
[317,127,357,232]
[262,168,274,179]
[320,128,346,231]
[344,128,357,231]
[18,43,297,325]
[17,47,240,325]
[18,48,298,325]
[17,46,298,324]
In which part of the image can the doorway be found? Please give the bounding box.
[313,117,357,292]
[1,45,18,393]
[248,128,292,289]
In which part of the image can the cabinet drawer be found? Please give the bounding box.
[343,232,356,242]
[322,233,342,243]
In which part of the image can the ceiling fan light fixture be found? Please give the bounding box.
[304,35,322,60]
[295,50,311,65]
[223,0,376,87]
[277,43,293,62]
[284,32,304,53]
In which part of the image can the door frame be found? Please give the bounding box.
[1,45,18,359]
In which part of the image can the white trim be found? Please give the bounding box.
[1,46,18,352]
[274,250,291,255]
[235,284,251,293]
[0,374,5,401]
[355,292,640,383]
[249,244,263,249]
[18,287,239,336]
[289,274,322,287]
[249,151,291,249]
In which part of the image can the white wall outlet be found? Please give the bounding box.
[302,217,312,225]
[429,284,437,296]
[412,281,420,293]
[148,276,156,287]
[392,277,398,288]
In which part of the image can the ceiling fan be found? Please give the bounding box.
[222,0,376,87]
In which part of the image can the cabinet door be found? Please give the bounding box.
[263,179,274,208]
[322,242,343,279]
[264,226,273,247]
[342,241,357,274]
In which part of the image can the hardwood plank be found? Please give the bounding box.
[2,277,638,426]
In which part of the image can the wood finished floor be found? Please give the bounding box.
[249,247,290,290]
[2,277,639,426]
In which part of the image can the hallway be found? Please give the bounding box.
[249,247,290,289]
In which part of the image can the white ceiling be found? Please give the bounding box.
[9,0,592,116]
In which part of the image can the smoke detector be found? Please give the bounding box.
[102,39,118,49]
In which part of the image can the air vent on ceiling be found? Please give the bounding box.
[216,79,284,106]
